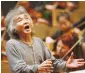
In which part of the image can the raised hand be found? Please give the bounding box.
[66,52,85,68]
[37,59,53,72]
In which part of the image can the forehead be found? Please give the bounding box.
[57,40,63,46]
[57,40,69,49]
[14,13,30,19]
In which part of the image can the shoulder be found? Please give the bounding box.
[6,39,20,46]
[33,37,43,42]
[33,37,44,45]
[6,39,18,51]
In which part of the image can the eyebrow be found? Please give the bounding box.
[14,17,22,23]
[17,17,22,19]
[14,14,30,22]
[24,14,30,18]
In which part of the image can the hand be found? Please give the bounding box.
[37,59,53,72]
[66,52,85,68]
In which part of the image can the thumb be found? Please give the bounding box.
[70,52,74,59]
[67,52,74,64]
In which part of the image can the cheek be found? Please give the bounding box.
[61,49,66,56]
[62,49,68,53]
[56,46,60,51]
[62,48,69,56]
[15,24,24,32]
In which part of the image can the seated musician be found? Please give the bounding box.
[45,12,81,51]
[53,32,85,70]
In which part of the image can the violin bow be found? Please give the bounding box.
[62,29,85,60]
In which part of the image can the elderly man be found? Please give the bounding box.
[6,6,85,73]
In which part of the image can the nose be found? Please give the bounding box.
[24,22,28,25]
[57,47,62,55]
[23,19,29,25]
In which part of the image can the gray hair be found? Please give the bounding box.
[5,6,33,39]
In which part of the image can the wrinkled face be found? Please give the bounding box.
[58,16,72,31]
[14,13,33,34]
[56,40,69,57]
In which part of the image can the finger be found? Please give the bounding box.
[42,64,53,67]
[70,52,74,59]
[39,67,53,72]
[44,67,53,72]
[46,70,53,72]
[77,59,84,62]
[46,60,52,64]
[67,55,74,63]
[68,52,74,59]
[42,69,53,72]
[77,63,84,67]
[41,66,54,70]
[43,60,52,64]
[46,59,52,61]
[47,60,52,64]
[78,62,85,64]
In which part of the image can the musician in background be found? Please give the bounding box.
[53,32,85,70]
[52,12,80,40]
[45,12,81,52]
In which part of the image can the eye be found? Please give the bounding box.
[17,19,22,22]
[24,15,30,19]
[61,48,65,52]
[16,17,23,23]
[57,44,61,48]
[25,17,29,19]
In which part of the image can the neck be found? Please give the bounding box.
[19,33,32,43]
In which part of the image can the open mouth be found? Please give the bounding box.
[25,26,29,29]
[24,24,31,33]
[24,25,30,30]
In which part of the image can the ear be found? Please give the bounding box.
[13,28,17,33]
